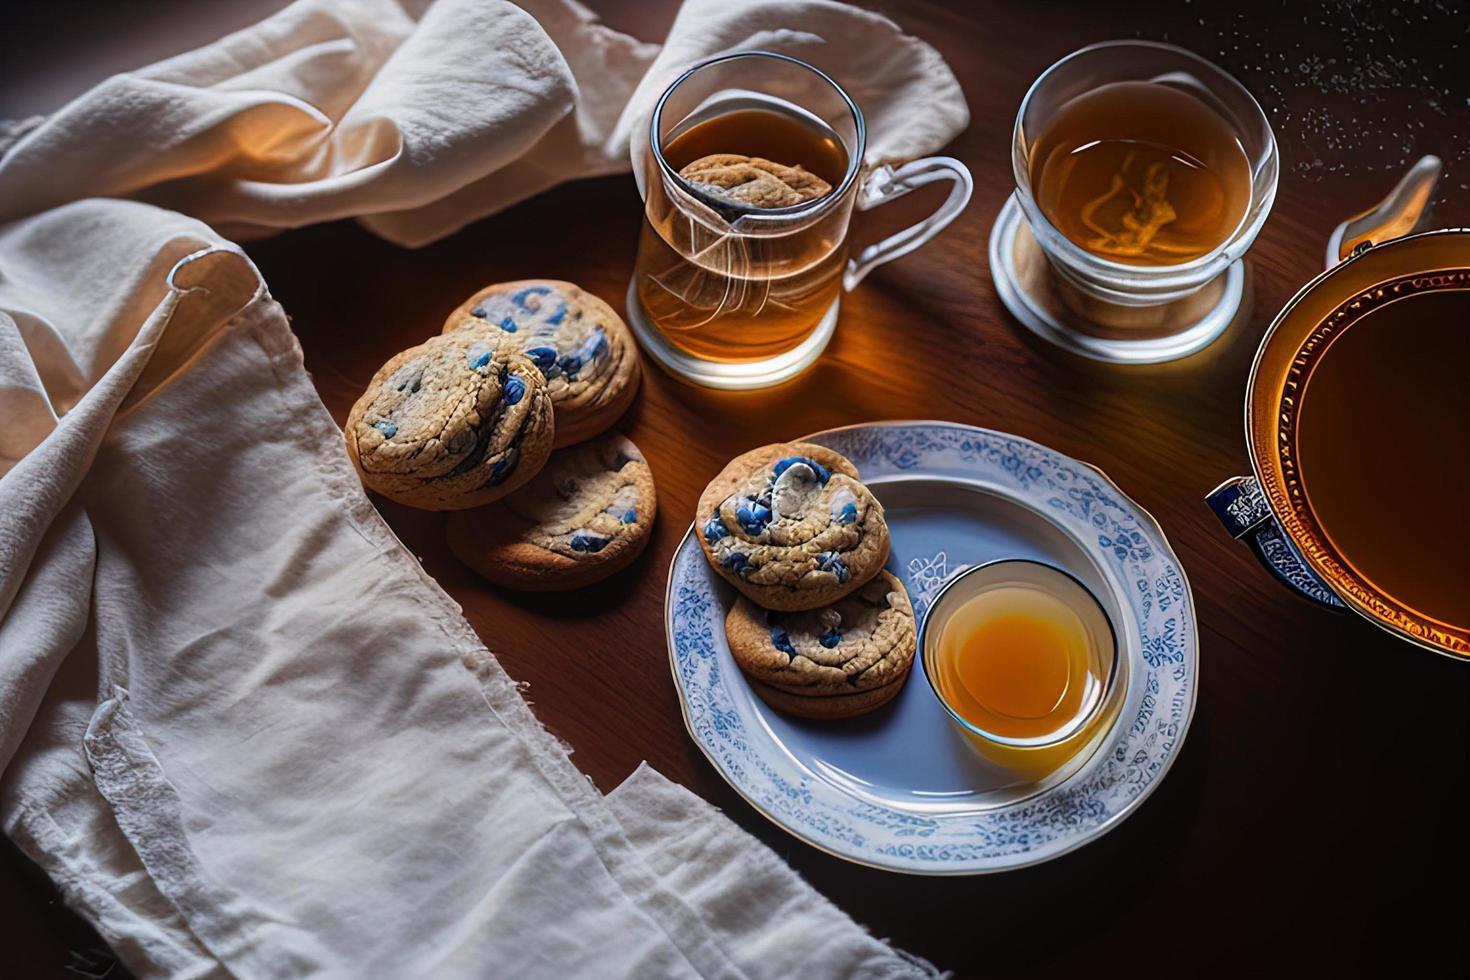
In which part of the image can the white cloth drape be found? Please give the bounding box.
[0,1,968,975]
[0,0,967,246]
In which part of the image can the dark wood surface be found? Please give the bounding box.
[4,2,1467,976]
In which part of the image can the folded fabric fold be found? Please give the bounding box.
[0,0,967,246]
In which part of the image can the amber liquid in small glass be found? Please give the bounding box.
[1029,81,1253,265]
[933,585,1105,741]
[1296,289,1470,628]
[634,106,850,363]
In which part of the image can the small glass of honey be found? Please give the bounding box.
[919,560,1124,779]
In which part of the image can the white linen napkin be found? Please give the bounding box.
[0,198,939,978]
[0,0,967,246]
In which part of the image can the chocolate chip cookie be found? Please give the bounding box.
[679,154,832,209]
[725,570,916,719]
[345,329,554,511]
[697,442,889,611]
[443,280,639,448]
[447,432,656,591]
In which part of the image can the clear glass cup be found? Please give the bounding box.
[919,559,1126,780]
[626,51,972,390]
[994,41,1278,362]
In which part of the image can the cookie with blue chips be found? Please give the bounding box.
[447,431,656,591]
[724,570,916,720]
[697,442,890,611]
[344,328,554,510]
[444,280,640,448]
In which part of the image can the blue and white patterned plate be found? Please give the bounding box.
[665,421,1198,874]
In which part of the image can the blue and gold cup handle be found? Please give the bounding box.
[1205,476,1344,609]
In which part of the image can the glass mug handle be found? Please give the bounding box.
[844,156,974,291]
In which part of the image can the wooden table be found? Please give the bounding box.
[4,2,1467,976]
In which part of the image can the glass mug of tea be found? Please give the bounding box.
[626,51,972,389]
[990,41,1279,363]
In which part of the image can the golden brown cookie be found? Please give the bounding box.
[679,153,832,209]
[725,570,916,720]
[697,442,889,611]
[443,280,639,448]
[447,432,655,591]
[745,675,907,720]
[344,329,553,511]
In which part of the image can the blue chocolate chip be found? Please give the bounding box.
[735,498,773,535]
[836,501,858,525]
[488,450,518,485]
[820,628,842,648]
[816,551,850,583]
[773,456,831,484]
[503,375,526,405]
[574,327,608,364]
[570,531,609,553]
[703,515,728,544]
[724,551,751,577]
[467,348,493,369]
[771,628,796,655]
[525,346,558,371]
[470,304,487,318]
[545,305,567,325]
[559,354,582,379]
[373,419,397,438]
[499,316,517,333]
[620,508,637,524]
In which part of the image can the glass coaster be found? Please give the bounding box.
[989,195,1246,364]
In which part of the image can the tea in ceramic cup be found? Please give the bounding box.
[920,559,1125,779]
[991,41,1278,363]
[626,51,972,389]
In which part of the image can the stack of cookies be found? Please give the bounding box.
[344,280,655,591]
[696,443,918,719]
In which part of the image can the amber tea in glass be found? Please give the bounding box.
[627,51,972,389]
[931,585,1106,742]
[1029,81,1253,266]
[921,560,1123,779]
[635,105,851,363]
[1001,41,1278,363]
